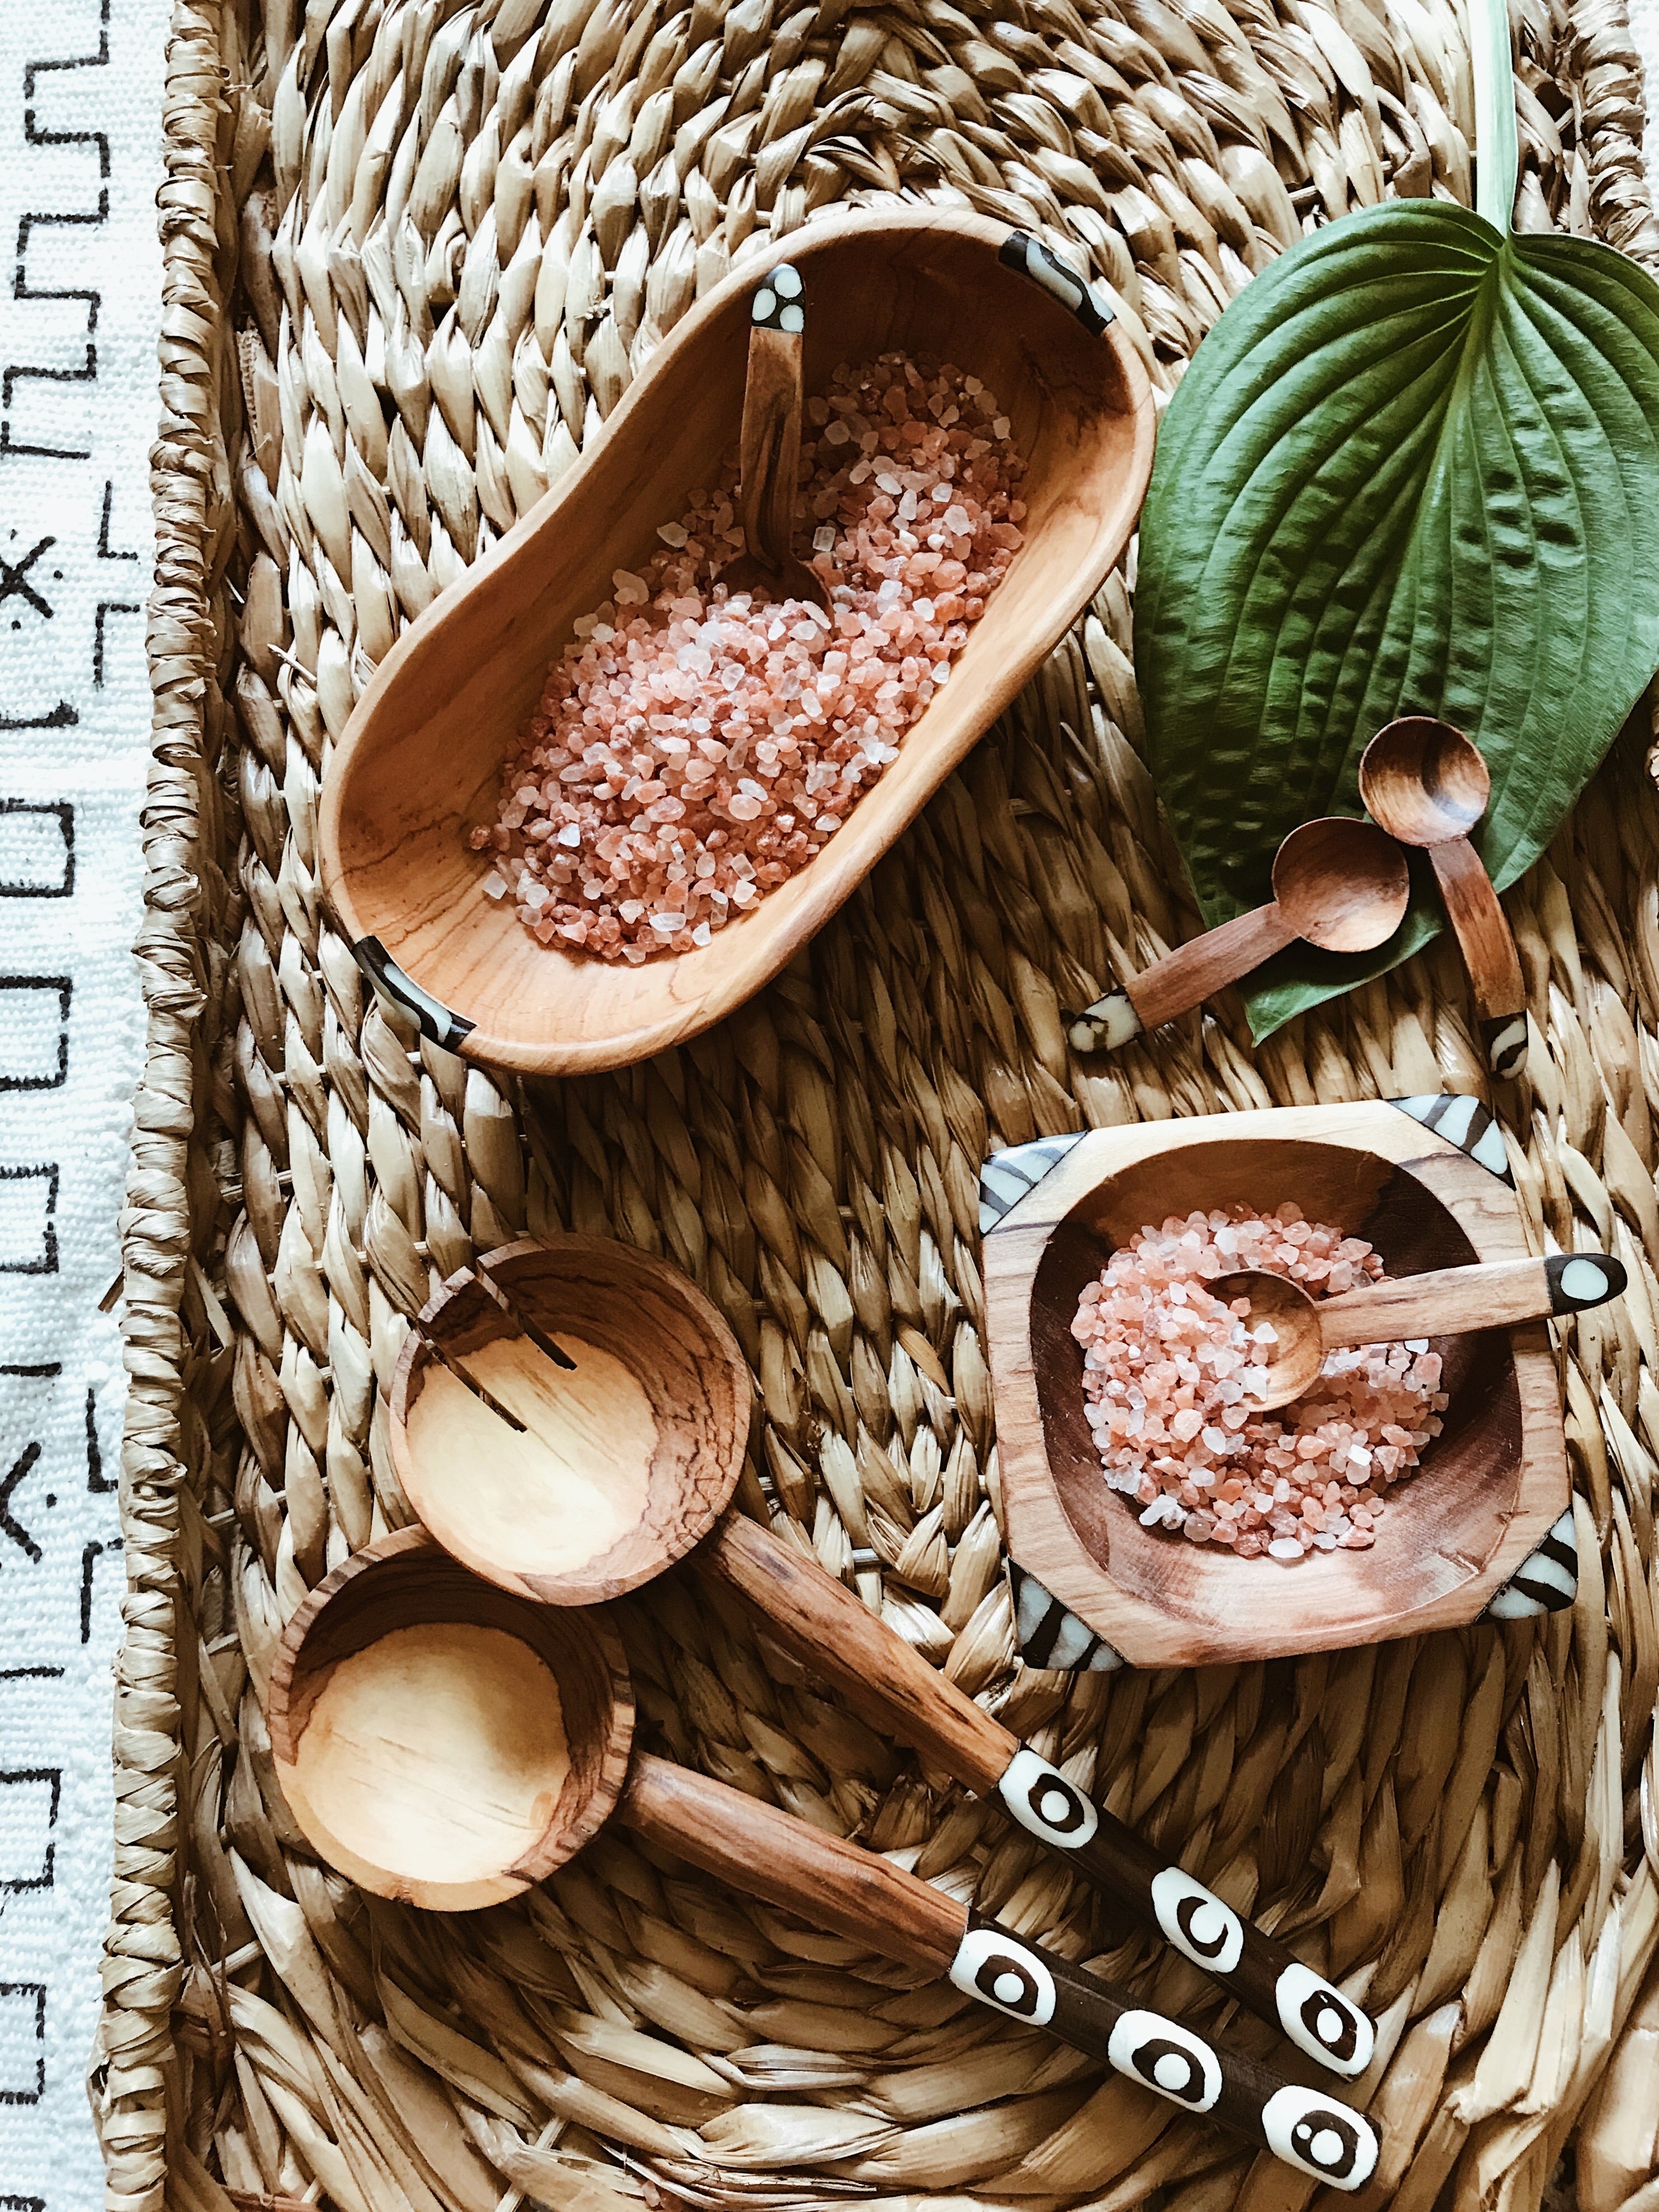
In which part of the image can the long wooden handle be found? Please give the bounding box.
[1317,1251,1625,1351]
[704,1513,1377,2077]
[1126,901,1298,1032]
[620,1756,1380,2190]
[1430,837,1527,1076]
[738,270,805,573]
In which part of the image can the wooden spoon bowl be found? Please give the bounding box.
[268,1527,633,1911]
[984,1103,1568,1667]
[1358,716,1490,846]
[1270,817,1409,951]
[319,208,1154,1074]
[390,1235,751,1606]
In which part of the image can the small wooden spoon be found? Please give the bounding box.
[1069,818,1409,1054]
[720,265,831,611]
[1211,1251,1625,1411]
[1359,718,1527,1079]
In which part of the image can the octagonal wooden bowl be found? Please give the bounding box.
[983,1102,1567,1668]
[318,206,1154,1075]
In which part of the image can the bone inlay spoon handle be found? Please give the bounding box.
[1314,1251,1624,1351]
[703,1512,1376,2076]
[1428,837,1527,1077]
[1069,902,1298,1053]
[620,1755,1381,2191]
[739,271,806,573]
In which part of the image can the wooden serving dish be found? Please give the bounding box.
[389,1235,751,1605]
[268,1527,634,1911]
[983,1102,1567,1668]
[319,209,1154,1074]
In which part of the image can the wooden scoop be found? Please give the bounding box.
[720,265,831,611]
[1068,818,1409,1054]
[1212,1251,1625,1411]
[1359,718,1527,1079]
[390,1234,1379,2081]
[270,1529,1381,2192]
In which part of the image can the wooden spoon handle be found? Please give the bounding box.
[1317,1251,1625,1350]
[738,268,805,572]
[704,1512,1376,2077]
[1069,901,1299,1052]
[1429,837,1527,1076]
[620,1754,1381,2190]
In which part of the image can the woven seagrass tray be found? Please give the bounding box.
[101,0,1659,2207]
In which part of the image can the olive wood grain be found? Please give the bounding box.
[620,1754,1380,2189]
[725,271,828,609]
[389,1235,750,1607]
[1069,819,1408,1054]
[983,1102,1571,1667]
[268,1527,634,1912]
[319,208,1154,1077]
[704,1510,1377,2076]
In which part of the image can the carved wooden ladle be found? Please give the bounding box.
[269,1528,1381,2191]
[389,1234,1379,2082]
[1213,1251,1625,1412]
[1358,718,1528,1079]
[1068,817,1409,1054]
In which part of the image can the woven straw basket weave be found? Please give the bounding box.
[105,0,1659,2206]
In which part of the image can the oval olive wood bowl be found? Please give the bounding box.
[318,209,1155,1075]
[389,1234,751,1605]
[267,1526,634,1911]
[983,1102,1568,1668]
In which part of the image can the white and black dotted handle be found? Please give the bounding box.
[705,1514,1377,2078]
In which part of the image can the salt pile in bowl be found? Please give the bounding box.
[470,352,1024,960]
[1072,1204,1451,1562]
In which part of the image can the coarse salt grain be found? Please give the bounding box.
[1072,1202,1449,1564]
[470,353,1023,960]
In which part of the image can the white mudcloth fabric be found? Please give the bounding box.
[0,3,164,2206]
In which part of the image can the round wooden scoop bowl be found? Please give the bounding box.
[983,1102,1575,1666]
[1359,718,1528,1078]
[1212,1251,1626,1411]
[319,208,1154,1076]
[390,1235,750,1606]
[267,1527,634,1911]
[1068,819,1408,1053]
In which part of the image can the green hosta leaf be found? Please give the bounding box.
[1134,201,1659,1040]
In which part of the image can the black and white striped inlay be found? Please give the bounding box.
[1480,1012,1529,1081]
[1274,1961,1373,2076]
[997,1747,1099,1848]
[1261,2086,1380,2189]
[1067,987,1143,1055]
[979,1134,1084,1235]
[354,936,474,1053]
[1149,1867,1244,1978]
[948,1923,1057,2025]
[998,229,1114,334]
[1106,2011,1222,2112]
[1388,1093,1511,1181]
[1481,1508,1577,1619]
[1008,1563,1124,1671]
[752,263,803,333]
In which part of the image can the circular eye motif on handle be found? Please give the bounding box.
[1274,1963,1373,2076]
[948,1926,1057,2027]
[1149,1867,1245,1976]
[1105,2011,1222,2112]
[998,1747,1100,1850]
[1261,2086,1379,2191]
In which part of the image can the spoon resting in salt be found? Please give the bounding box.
[1211,1251,1626,1412]
[1358,718,1527,1079]
[1068,818,1408,1054]
[720,265,832,612]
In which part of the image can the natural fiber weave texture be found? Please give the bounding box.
[102,0,1659,2209]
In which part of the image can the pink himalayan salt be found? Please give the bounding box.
[1071,1202,1450,1564]
[470,353,1024,959]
